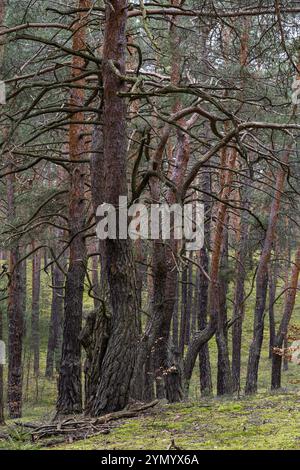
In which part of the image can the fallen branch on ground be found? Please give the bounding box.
[30,400,159,443]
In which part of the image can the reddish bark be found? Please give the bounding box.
[57,0,90,414]
[209,148,237,395]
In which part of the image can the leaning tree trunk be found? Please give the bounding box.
[89,0,139,416]
[271,246,300,389]
[245,144,292,395]
[57,0,89,414]
[151,127,194,402]
[209,146,237,396]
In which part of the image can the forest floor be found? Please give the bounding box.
[51,393,300,450]
[1,392,300,450]
[0,264,300,450]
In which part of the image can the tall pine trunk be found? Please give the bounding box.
[197,171,213,397]
[245,145,292,394]
[89,0,139,415]
[57,0,89,414]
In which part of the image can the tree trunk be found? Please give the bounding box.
[89,0,139,415]
[179,264,188,356]
[216,220,231,395]
[8,247,24,418]
[31,244,41,377]
[91,246,100,310]
[271,246,300,389]
[209,146,237,396]
[185,258,193,345]
[268,260,277,359]
[172,279,179,350]
[197,248,213,397]
[245,145,292,395]
[232,189,249,391]
[57,0,89,414]
[82,122,112,412]
[197,171,213,397]
[45,258,65,379]
[7,171,24,418]
[0,306,4,425]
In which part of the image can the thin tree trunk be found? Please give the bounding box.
[197,246,213,397]
[245,144,292,395]
[208,144,237,396]
[185,258,193,345]
[179,264,188,356]
[216,219,231,395]
[271,247,300,389]
[268,259,278,359]
[31,244,41,377]
[46,258,65,379]
[197,171,213,397]
[172,279,179,350]
[283,226,291,371]
[283,334,289,371]
[91,246,100,310]
[232,188,249,391]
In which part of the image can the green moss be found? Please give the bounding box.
[41,394,300,450]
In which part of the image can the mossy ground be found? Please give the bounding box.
[0,261,299,450]
[51,393,300,450]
